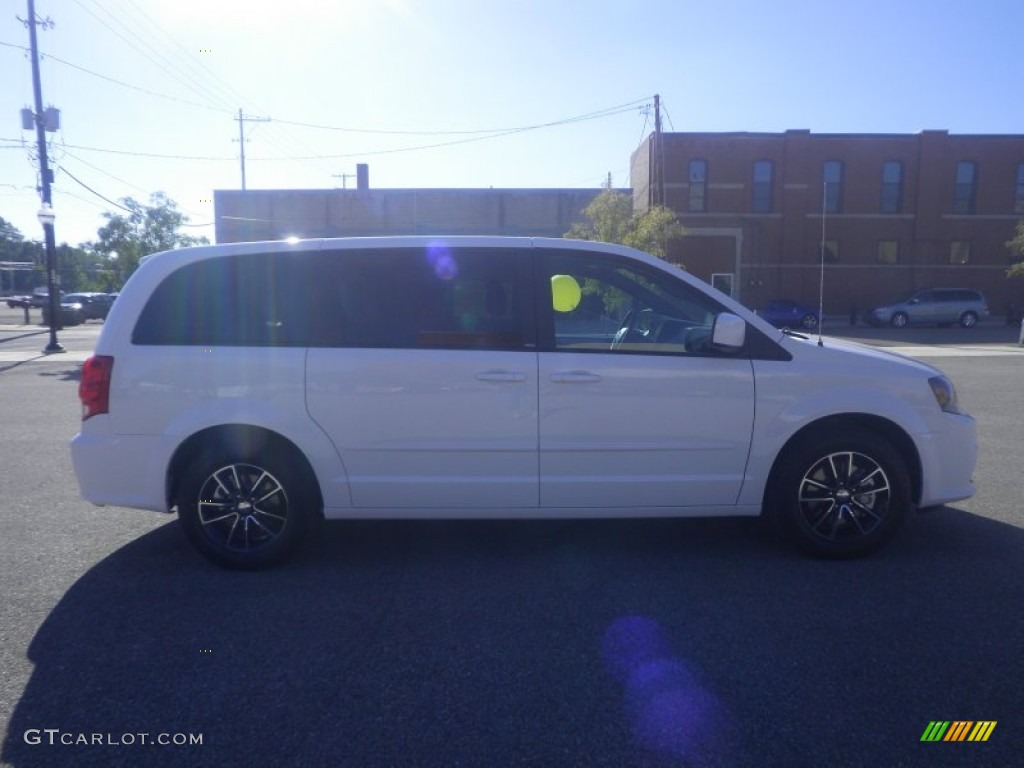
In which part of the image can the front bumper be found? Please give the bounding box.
[916,412,977,507]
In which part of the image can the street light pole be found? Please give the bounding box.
[37,205,63,352]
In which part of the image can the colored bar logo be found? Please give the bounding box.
[920,721,997,742]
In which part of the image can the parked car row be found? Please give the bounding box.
[756,288,990,330]
[34,292,117,327]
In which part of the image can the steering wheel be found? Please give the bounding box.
[610,309,638,350]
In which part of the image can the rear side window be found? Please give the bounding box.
[325,246,534,350]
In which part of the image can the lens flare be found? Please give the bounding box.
[601,615,733,763]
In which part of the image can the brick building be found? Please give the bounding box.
[631,130,1024,314]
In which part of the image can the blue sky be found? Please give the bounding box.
[1,0,1021,247]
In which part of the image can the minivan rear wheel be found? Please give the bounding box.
[178,452,313,569]
[959,311,978,328]
[773,427,911,557]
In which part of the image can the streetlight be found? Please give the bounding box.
[37,203,64,354]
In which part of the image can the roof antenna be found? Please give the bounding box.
[817,179,826,347]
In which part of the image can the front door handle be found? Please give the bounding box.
[549,371,602,383]
[476,370,527,383]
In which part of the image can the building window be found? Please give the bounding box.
[823,161,843,213]
[950,241,971,265]
[819,240,840,263]
[1015,164,1024,214]
[752,160,773,213]
[877,241,899,264]
[881,161,903,214]
[688,160,707,212]
[953,161,977,214]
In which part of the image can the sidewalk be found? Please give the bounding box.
[0,323,97,365]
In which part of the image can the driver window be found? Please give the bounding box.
[541,250,720,355]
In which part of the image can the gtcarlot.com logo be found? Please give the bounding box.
[920,721,997,742]
[24,729,203,747]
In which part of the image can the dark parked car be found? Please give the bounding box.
[41,299,86,328]
[756,299,821,330]
[867,288,990,328]
[5,295,33,309]
[64,292,114,321]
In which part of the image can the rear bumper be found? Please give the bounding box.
[70,429,172,513]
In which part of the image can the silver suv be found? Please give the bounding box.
[867,288,989,328]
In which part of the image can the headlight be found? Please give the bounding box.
[929,376,961,414]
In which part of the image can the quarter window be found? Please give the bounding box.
[823,161,843,213]
[133,252,327,347]
[881,162,903,213]
[752,160,773,213]
[953,162,977,214]
[689,160,707,212]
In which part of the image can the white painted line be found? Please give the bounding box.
[875,345,1024,358]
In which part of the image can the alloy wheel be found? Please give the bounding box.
[797,451,891,543]
[196,463,290,553]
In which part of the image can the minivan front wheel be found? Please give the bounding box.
[773,427,911,557]
[178,454,312,569]
[890,312,908,328]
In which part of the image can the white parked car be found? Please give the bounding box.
[71,237,976,568]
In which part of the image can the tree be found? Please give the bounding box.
[1007,220,1024,279]
[565,189,686,262]
[0,216,41,293]
[92,192,208,285]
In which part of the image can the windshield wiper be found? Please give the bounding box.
[780,328,810,340]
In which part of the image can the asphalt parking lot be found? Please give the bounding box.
[0,309,1021,767]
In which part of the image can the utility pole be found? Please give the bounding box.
[332,172,355,189]
[653,93,664,208]
[24,0,63,353]
[234,109,270,190]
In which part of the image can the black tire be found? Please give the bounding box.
[959,311,978,328]
[772,426,911,558]
[890,312,908,328]
[800,313,819,330]
[177,449,314,569]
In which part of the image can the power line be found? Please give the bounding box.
[0,100,648,163]
[58,149,154,196]
[112,0,320,160]
[3,42,652,142]
[270,97,652,135]
[58,165,135,212]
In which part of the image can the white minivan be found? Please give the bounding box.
[71,237,976,568]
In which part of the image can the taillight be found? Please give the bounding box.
[79,355,114,420]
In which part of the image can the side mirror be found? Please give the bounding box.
[711,312,746,351]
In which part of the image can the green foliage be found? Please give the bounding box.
[565,189,686,262]
[1008,220,1024,279]
[0,215,39,293]
[1,215,115,293]
[92,192,208,285]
